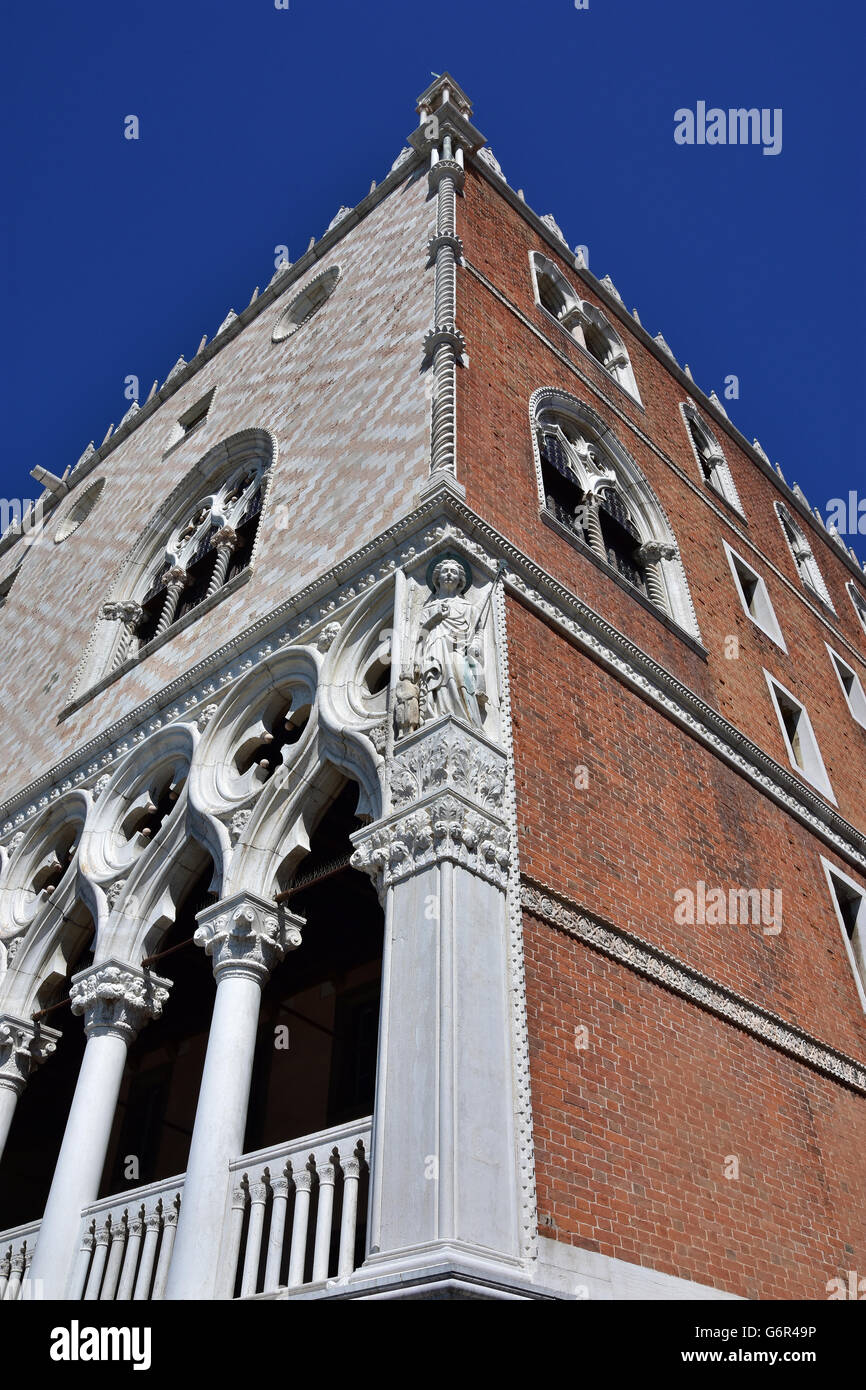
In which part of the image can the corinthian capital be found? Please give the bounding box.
[69,960,172,1043]
[0,1015,61,1094]
[351,791,511,895]
[193,892,304,985]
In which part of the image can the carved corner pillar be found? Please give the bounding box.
[30,961,172,1299]
[0,1015,61,1162]
[166,893,304,1301]
[351,715,522,1281]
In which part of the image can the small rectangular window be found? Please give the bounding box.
[764,672,836,803]
[821,857,866,1013]
[826,644,866,729]
[847,582,866,639]
[724,543,786,650]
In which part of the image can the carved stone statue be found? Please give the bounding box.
[417,558,486,728]
[394,665,421,738]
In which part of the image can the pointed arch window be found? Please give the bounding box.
[681,405,744,515]
[534,395,697,636]
[775,503,834,610]
[847,581,866,638]
[529,253,642,404]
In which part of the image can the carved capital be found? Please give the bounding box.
[428,158,464,194]
[212,527,239,552]
[193,892,304,985]
[389,716,506,815]
[351,790,511,893]
[69,960,172,1044]
[0,1015,61,1094]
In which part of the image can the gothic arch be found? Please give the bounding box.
[774,501,835,610]
[529,254,642,402]
[0,790,92,1015]
[680,401,744,514]
[530,387,702,639]
[68,428,277,701]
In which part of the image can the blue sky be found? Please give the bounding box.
[2,0,864,561]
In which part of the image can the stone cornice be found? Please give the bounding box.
[2,491,864,876]
[464,155,865,586]
[521,877,866,1096]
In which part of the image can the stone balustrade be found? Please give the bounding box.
[224,1118,371,1298]
[0,1218,40,1300]
[70,1173,184,1301]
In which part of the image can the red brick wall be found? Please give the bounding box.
[524,907,866,1300]
[459,167,866,830]
[510,597,866,1296]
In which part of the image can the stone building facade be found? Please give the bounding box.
[0,75,864,1302]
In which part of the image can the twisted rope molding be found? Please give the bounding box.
[521,877,866,1096]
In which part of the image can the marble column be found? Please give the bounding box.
[351,715,522,1279]
[29,961,171,1299]
[0,1015,60,1163]
[164,893,303,1301]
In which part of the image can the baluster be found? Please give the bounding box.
[286,1169,313,1287]
[0,1245,10,1299]
[21,1243,35,1300]
[115,1211,144,1301]
[337,1152,362,1278]
[100,1211,128,1300]
[240,1177,269,1298]
[4,1246,23,1301]
[312,1163,336,1282]
[69,1227,95,1300]
[83,1217,111,1299]
[132,1208,162,1300]
[263,1172,289,1293]
[225,1181,249,1299]
[151,1196,179,1300]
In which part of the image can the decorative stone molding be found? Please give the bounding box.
[351,791,511,892]
[0,1015,61,1094]
[69,960,172,1043]
[229,808,252,844]
[540,213,567,244]
[197,703,219,731]
[476,145,506,181]
[389,717,506,814]
[193,892,303,984]
[426,232,464,266]
[522,879,866,1095]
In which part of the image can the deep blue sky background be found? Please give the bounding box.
[2,0,864,561]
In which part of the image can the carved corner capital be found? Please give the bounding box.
[0,1014,61,1093]
[194,892,304,984]
[389,715,507,815]
[69,960,172,1043]
[351,789,511,893]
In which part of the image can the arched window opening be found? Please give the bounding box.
[247,781,383,1159]
[99,861,217,1198]
[54,478,106,544]
[530,254,641,402]
[776,504,834,609]
[681,406,744,513]
[0,908,95,1229]
[532,393,700,635]
[119,771,185,846]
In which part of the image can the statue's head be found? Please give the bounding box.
[431,555,470,596]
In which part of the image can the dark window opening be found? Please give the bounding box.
[0,912,95,1229]
[830,875,862,941]
[245,781,384,1156]
[99,865,217,1197]
[597,490,647,595]
[540,433,587,539]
